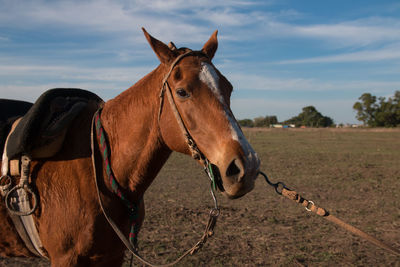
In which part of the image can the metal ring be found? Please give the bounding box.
[275,182,286,195]
[210,208,220,217]
[5,185,38,216]
[305,200,315,212]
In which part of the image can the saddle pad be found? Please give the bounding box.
[6,88,103,159]
[0,99,33,156]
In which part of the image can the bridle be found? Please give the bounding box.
[158,50,221,192]
[91,50,221,266]
[158,49,221,202]
[158,50,207,163]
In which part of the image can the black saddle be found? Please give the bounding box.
[3,88,103,159]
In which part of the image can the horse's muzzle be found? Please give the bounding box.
[214,154,260,199]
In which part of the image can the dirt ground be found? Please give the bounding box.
[1,128,399,266]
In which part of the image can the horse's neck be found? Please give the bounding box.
[100,66,171,200]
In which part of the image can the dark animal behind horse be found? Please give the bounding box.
[0,99,33,155]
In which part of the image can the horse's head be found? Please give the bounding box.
[143,28,260,199]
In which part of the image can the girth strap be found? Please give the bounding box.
[0,118,47,258]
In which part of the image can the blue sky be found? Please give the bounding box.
[1,0,400,124]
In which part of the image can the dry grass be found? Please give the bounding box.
[2,128,400,266]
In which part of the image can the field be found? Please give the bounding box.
[1,128,400,266]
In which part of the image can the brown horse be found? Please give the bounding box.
[0,28,260,266]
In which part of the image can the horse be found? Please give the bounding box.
[0,28,260,266]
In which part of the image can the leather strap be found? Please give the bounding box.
[1,118,47,258]
[281,187,400,257]
[259,171,400,257]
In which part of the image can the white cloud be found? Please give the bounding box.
[337,81,400,94]
[131,0,257,12]
[0,0,209,44]
[0,64,150,83]
[196,7,260,27]
[277,44,400,64]
[229,73,337,92]
[0,84,120,102]
[0,62,154,101]
[3,0,399,50]
[228,71,400,95]
[292,19,400,47]
[253,16,400,49]
[0,0,263,45]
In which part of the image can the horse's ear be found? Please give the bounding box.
[202,30,218,60]
[142,28,174,64]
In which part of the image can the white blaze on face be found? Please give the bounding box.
[199,62,260,173]
[199,62,224,103]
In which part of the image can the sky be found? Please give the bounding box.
[1,0,400,124]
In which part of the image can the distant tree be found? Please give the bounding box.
[238,119,254,127]
[353,93,377,126]
[395,91,400,123]
[284,106,333,127]
[265,115,278,126]
[253,115,278,127]
[253,116,266,127]
[353,91,400,127]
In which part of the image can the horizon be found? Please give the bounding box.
[1,0,400,124]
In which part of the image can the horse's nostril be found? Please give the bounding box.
[226,159,241,177]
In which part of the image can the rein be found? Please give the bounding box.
[259,171,400,257]
[90,51,221,266]
[93,110,141,246]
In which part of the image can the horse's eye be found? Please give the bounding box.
[176,88,190,99]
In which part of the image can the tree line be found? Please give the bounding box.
[238,91,400,128]
[238,105,334,128]
[353,91,400,127]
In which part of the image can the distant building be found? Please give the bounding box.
[336,123,362,128]
[271,124,283,128]
[270,124,296,128]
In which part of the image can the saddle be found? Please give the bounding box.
[0,88,103,257]
[5,88,103,160]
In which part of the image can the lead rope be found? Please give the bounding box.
[259,171,400,257]
[91,110,220,267]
